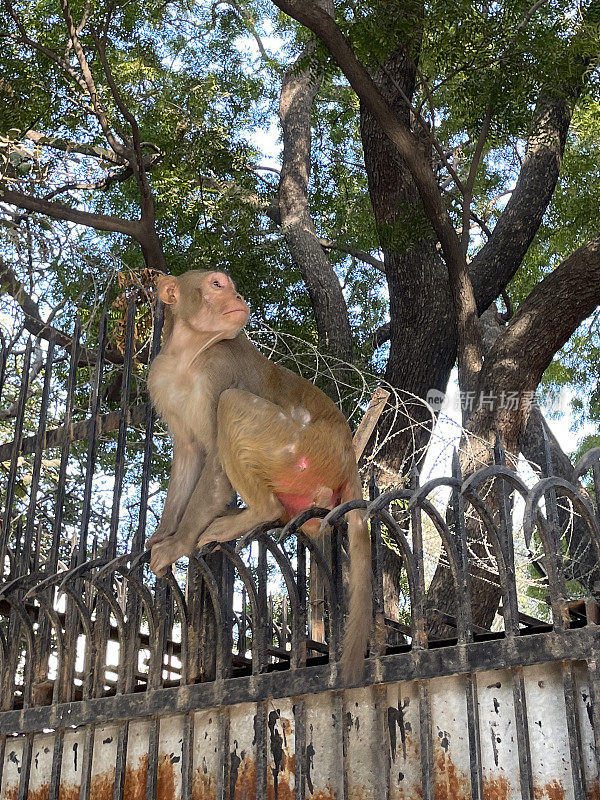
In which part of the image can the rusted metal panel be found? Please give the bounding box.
[477,669,521,800]
[304,691,344,799]
[387,680,422,800]
[191,709,220,800]
[345,686,383,800]
[429,675,473,800]
[2,662,600,798]
[266,697,295,800]
[228,702,258,799]
[27,732,58,800]
[1,737,23,800]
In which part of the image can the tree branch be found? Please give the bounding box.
[57,0,125,156]
[372,322,390,349]
[470,235,600,449]
[470,3,594,314]
[24,131,126,165]
[0,257,123,364]
[317,238,385,271]
[1,188,143,239]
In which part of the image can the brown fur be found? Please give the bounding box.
[147,270,371,681]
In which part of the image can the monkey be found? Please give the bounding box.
[146,270,371,680]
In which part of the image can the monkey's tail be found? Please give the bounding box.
[340,476,372,683]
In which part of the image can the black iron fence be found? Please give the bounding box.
[2,308,600,799]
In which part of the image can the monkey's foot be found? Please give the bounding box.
[150,536,193,577]
[146,526,176,549]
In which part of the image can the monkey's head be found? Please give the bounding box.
[157,270,250,341]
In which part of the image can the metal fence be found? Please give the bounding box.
[1,308,600,799]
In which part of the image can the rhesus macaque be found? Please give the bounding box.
[146,270,371,679]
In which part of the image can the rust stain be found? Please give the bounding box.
[27,788,54,800]
[233,756,257,800]
[193,769,217,800]
[307,791,338,800]
[123,753,149,800]
[267,777,294,800]
[482,774,510,800]
[588,780,600,800]
[90,771,116,800]
[392,788,423,800]
[58,786,80,800]
[2,786,18,800]
[434,750,468,800]
[533,781,566,800]
[157,753,176,799]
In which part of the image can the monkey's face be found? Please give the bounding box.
[158,270,250,340]
[195,271,250,337]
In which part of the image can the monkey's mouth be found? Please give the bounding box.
[223,308,249,315]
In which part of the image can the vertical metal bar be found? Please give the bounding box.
[586,658,600,789]
[0,333,8,405]
[257,540,269,674]
[1,339,32,575]
[130,301,162,555]
[295,539,307,669]
[0,736,5,794]
[76,311,108,567]
[293,697,306,800]
[369,473,386,658]
[48,730,65,800]
[239,587,247,660]
[494,436,520,635]
[410,466,434,800]
[458,446,482,800]
[374,683,391,800]
[255,700,267,800]
[108,300,136,558]
[330,521,344,662]
[512,666,534,800]
[16,733,33,800]
[181,711,194,800]
[49,318,81,571]
[22,334,56,572]
[78,726,95,800]
[335,691,347,800]
[218,709,229,800]
[495,437,535,800]
[146,718,160,800]
[112,724,130,800]
[562,663,586,799]
[417,679,434,800]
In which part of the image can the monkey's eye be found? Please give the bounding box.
[212,280,222,287]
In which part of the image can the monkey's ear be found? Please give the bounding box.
[157,275,179,305]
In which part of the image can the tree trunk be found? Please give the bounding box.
[359,43,456,476]
[277,0,353,361]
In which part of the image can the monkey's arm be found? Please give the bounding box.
[149,452,235,576]
[146,440,205,548]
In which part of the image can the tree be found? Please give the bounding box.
[1,0,600,632]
